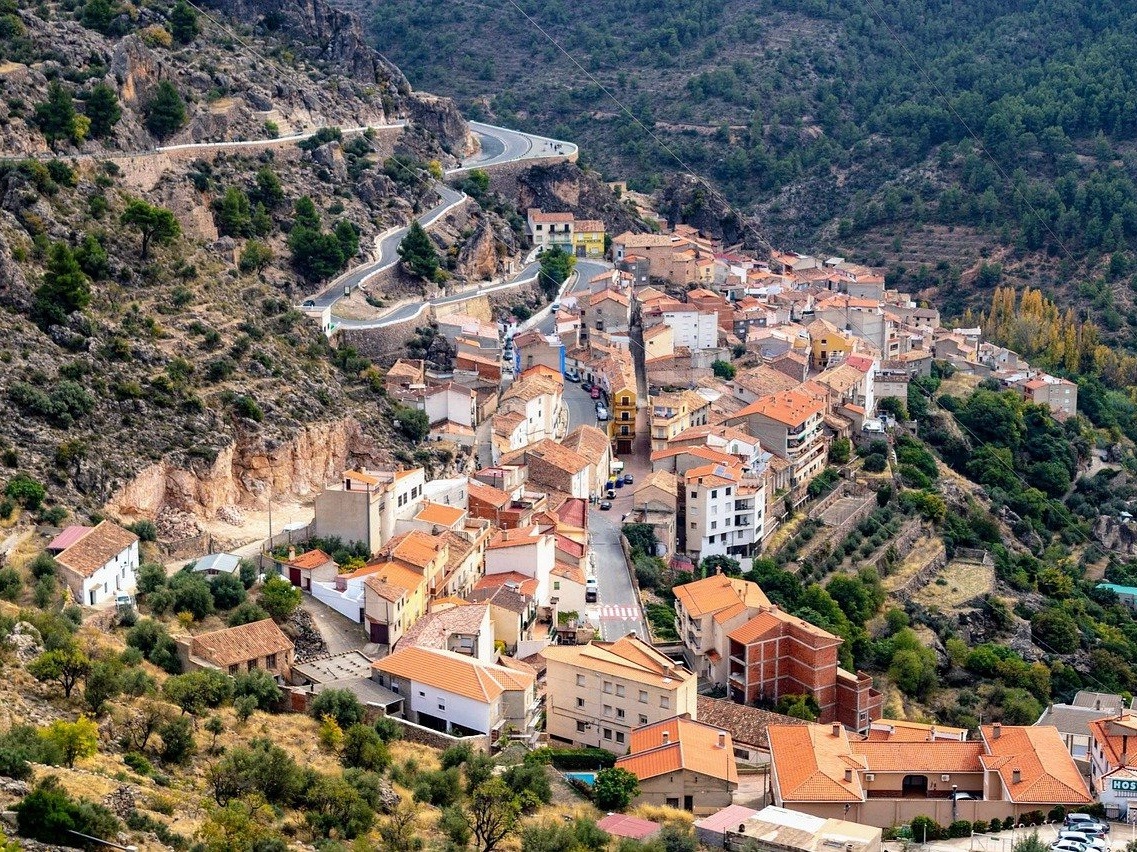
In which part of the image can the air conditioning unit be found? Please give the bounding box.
[864,773,875,782]
[941,774,951,782]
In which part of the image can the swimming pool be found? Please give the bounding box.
[564,771,597,786]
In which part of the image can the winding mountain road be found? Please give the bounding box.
[311,123,577,326]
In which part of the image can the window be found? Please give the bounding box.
[553,581,561,590]
[622,396,630,405]
[616,685,625,697]
[639,690,648,703]
[438,701,446,710]
[709,535,715,543]
[621,426,629,435]
[639,714,648,725]
[616,731,625,744]
[536,224,543,231]
[690,522,696,529]
[603,681,612,694]
[604,705,612,717]
[726,487,732,495]
[711,521,717,530]
[690,491,697,499]
[577,674,585,687]
[603,728,612,740]
[577,721,588,733]
[661,696,670,709]
[247,659,257,670]
[228,664,238,676]
[266,654,276,668]
[577,698,585,709]
[616,708,625,719]
[419,690,426,697]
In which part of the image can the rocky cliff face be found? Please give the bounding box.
[107,417,383,521]
[517,162,641,235]
[656,173,771,253]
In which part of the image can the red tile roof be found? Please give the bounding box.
[55,521,138,578]
[617,717,738,784]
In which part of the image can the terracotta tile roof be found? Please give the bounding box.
[373,646,534,703]
[189,619,293,667]
[617,717,738,784]
[542,634,694,689]
[551,562,586,584]
[440,530,477,574]
[768,724,865,802]
[367,561,427,595]
[287,548,335,570]
[845,355,875,372]
[397,604,489,651]
[47,525,93,552]
[553,534,585,560]
[517,439,590,475]
[673,575,769,619]
[651,445,737,466]
[590,289,629,307]
[466,583,531,613]
[980,725,1092,803]
[852,741,984,772]
[634,470,678,497]
[642,324,672,341]
[393,468,423,482]
[474,572,539,597]
[364,575,408,602]
[386,530,442,569]
[684,461,744,487]
[1087,712,1137,768]
[487,526,543,550]
[555,498,588,529]
[711,602,748,625]
[55,521,138,578]
[696,696,810,749]
[416,502,465,527]
[735,390,825,428]
[615,232,676,247]
[576,220,605,232]
[492,410,527,437]
[729,608,842,647]
[529,209,574,223]
[561,425,610,464]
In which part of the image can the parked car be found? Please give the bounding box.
[1058,833,1108,852]
[565,368,581,382]
[551,301,561,312]
[1065,817,1110,836]
[948,792,976,801]
[585,577,598,602]
[581,381,593,392]
[590,387,601,399]
[599,500,612,510]
[623,473,634,485]
[596,406,609,421]
[1052,842,1094,852]
[605,488,616,499]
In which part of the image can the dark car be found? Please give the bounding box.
[623,473,634,484]
[599,500,612,510]
[582,381,593,392]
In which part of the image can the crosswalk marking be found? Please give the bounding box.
[597,605,640,619]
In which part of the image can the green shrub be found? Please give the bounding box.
[123,751,153,776]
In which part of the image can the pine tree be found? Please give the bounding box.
[145,81,186,139]
[397,220,438,280]
[32,242,90,328]
[84,83,121,138]
[169,0,199,44]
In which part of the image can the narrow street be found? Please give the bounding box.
[534,261,649,641]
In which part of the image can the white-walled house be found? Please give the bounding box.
[371,645,539,737]
[53,521,139,606]
[484,526,556,605]
[661,304,718,351]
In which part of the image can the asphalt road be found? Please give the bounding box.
[550,260,648,641]
[308,123,577,321]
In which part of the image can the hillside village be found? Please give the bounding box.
[16,183,1135,849]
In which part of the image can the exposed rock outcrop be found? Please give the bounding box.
[655,173,771,253]
[517,162,641,235]
[405,93,477,157]
[107,417,383,521]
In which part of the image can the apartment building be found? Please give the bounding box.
[484,525,556,606]
[673,575,882,732]
[613,231,687,278]
[726,391,825,493]
[683,462,766,560]
[650,391,712,453]
[603,354,639,455]
[544,634,698,753]
[498,372,563,444]
[588,290,631,336]
[313,467,426,555]
[1020,373,1078,420]
[574,220,606,258]
[503,440,591,499]
[657,302,718,350]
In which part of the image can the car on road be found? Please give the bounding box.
[581,381,593,392]
[623,473,634,484]
[596,406,608,421]
[590,387,601,399]
[565,368,581,382]
[585,577,598,602]
[551,301,561,312]
[605,488,616,499]
[599,500,612,510]
[302,299,316,307]
[1053,840,1108,852]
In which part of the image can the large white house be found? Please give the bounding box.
[371,645,539,738]
[50,521,139,606]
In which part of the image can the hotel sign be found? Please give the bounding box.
[1112,778,1137,792]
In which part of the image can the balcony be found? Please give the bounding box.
[734,499,754,511]
[735,517,751,526]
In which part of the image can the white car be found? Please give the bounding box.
[596,406,609,421]
[1058,833,1109,852]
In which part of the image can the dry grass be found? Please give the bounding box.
[764,512,805,553]
[913,558,994,609]
[630,803,695,829]
[882,535,944,593]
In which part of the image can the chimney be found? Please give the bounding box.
[718,731,726,749]
[832,722,842,737]
[844,769,854,782]
[992,723,1001,739]
[287,546,296,561]
[662,731,670,745]
[1011,769,1021,785]
[1097,698,1103,711]
[929,725,936,742]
